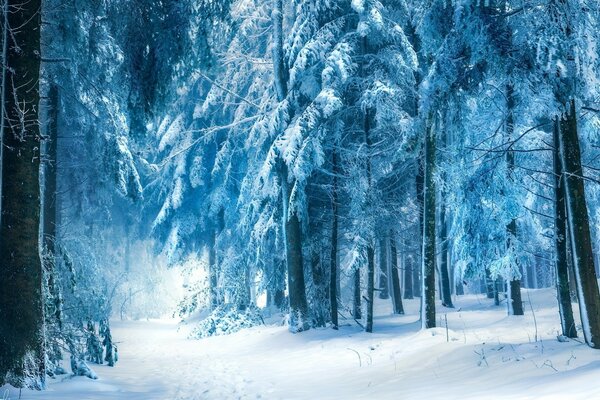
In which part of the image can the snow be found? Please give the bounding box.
[4,287,600,400]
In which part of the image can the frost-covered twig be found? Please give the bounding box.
[347,348,362,367]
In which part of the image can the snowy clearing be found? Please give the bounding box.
[4,287,600,400]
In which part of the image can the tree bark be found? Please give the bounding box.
[310,250,327,327]
[330,150,339,329]
[208,230,219,310]
[353,269,362,319]
[415,154,424,299]
[0,0,45,388]
[378,238,389,299]
[403,250,414,299]
[439,193,453,308]
[390,231,404,314]
[282,179,310,332]
[366,245,375,333]
[553,117,577,338]
[421,116,436,329]
[506,84,523,316]
[365,103,375,333]
[559,100,600,348]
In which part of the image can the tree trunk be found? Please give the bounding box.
[494,277,503,306]
[403,250,414,299]
[439,194,453,308]
[421,116,436,329]
[553,117,577,338]
[0,0,45,389]
[506,84,523,316]
[208,231,219,310]
[415,154,424,299]
[310,251,327,327]
[485,268,495,299]
[330,151,339,329]
[390,231,404,314]
[353,269,362,319]
[366,245,375,333]
[378,238,389,299]
[365,103,375,333]
[282,181,310,332]
[559,100,600,348]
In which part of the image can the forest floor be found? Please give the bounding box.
[5,287,600,400]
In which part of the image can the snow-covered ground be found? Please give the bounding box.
[4,287,600,400]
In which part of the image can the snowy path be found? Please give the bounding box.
[6,288,600,399]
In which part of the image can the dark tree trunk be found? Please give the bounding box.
[364,102,375,333]
[403,250,414,299]
[421,116,436,329]
[455,280,464,296]
[415,154,424,299]
[208,231,219,310]
[283,195,310,332]
[310,251,327,327]
[485,268,495,299]
[439,196,453,308]
[330,151,339,329]
[0,0,45,388]
[378,238,389,299]
[553,118,577,338]
[366,245,375,333]
[559,100,600,348]
[494,277,502,306]
[390,231,404,314]
[353,269,362,319]
[506,84,523,316]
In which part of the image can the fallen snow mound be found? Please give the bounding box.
[189,304,264,338]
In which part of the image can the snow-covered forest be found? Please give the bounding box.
[2,0,600,398]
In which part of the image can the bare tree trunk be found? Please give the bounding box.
[366,245,375,333]
[403,249,414,299]
[310,250,327,327]
[506,84,523,316]
[365,104,375,333]
[553,117,577,338]
[439,193,453,308]
[421,116,436,329]
[415,155,424,299]
[390,231,404,314]
[330,151,339,329]
[378,238,389,299]
[559,100,600,348]
[281,176,310,331]
[208,230,219,310]
[353,269,362,319]
[0,0,45,388]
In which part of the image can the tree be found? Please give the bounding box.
[0,0,45,389]
[421,115,437,329]
[558,101,600,348]
[553,118,577,338]
[389,231,405,314]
